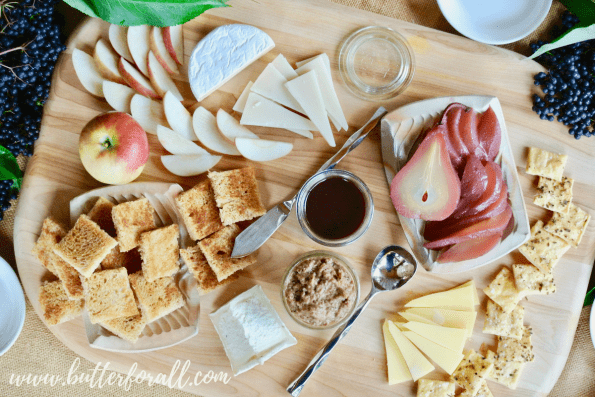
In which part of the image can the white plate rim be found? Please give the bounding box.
[0,255,26,356]
[590,301,595,348]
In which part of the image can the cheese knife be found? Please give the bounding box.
[231,107,388,258]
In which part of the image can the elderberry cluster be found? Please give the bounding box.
[0,0,67,220]
[530,11,595,140]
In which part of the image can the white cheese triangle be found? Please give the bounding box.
[295,54,321,68]
[387,321,434,382]
[286,128,313,139]
[271,54,298,80]
[402,331,464,375]
[233,81,254,113]
[402,321,467,353]
[251,64,305,113]
[285,71,335,147]
[382,320,412,385]
[241,92,316,131]
[404,284,476,311]
[404,308,477,338]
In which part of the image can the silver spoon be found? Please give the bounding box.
[286,245,417,396]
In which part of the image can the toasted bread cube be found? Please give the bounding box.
[181,245,239,295]
[53,214,118,277]
[129,271,185,323]
[198,224,257,282]
[32,217,67,275]
[112,198,156,252]
[83,268,138,324]
[39,281,84,325]
[208,167,266,225]
[138,224,180,282]
[100,246,127,270]
[100,311,147,343]
[175,180,223,240]
[87,197,117,237]
[52,253,84,300]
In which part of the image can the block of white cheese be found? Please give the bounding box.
[251,64,305,113]
[241,92,316,131]
[189,24,274,102]
[271,54,298,80]
[210,285,297,376]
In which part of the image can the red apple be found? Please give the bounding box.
[79,112,149,185]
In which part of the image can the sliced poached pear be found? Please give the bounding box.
[390,133,460,221]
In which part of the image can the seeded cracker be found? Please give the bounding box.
[39,281,84,325]
[460,380,493,397]
[175,179,223,241]
[518,220,570,274]
[526,147,568,181]
[486,350,525,389]
[483,267,521,313]
[497,326,535,363]
[544,203,591,247]
[451,349,494,396]
[416,378,455,397]
[180,245,239,295]
[512,264,556,297]
[111,198,156,252]
[483,299,524,340]
[83,268,138,324]
[533,176,573,213]
[32,217,67,275]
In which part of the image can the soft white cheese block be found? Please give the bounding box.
[210,285,297,376]
[189,24,274,102]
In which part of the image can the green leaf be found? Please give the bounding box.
[62,0,229,27]
[0,146,22,183]
[528,22,595,60]
[560,0,595,25]
[585,286,595,307]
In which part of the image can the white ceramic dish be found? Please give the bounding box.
[70,182,199,353]
[590,301,595,349]
[0,255,26,356]
[437,0,552,45]
[381,95,530,273]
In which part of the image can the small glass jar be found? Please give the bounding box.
[339,26,415,101]
[281,250,360,330]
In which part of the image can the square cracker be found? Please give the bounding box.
[486,350,525,389]
[544,203,591,248]
[497,326,534,363]
[460,381,493,397]
[208,167,266,225]
[32,217,67,275]
[175,180,223,241]
[100,311,146,343]
[483,299,524,340]
[512,264,556,297]
[53,214,118,277]
[518,220,570,274]
[129,271,185,323]
[416,379,455,397]
[533,176,573,213]
[112,198,156,252]
[52,253,84,300]
[451,349,494,396]
[198,224,257,282]
[483,267,521,313]
[138,224,180,282]
[180,245,239,295]
[526,147,568,181]
[39,280,84,326]
[87,197,117,237]
[83,268,138,324]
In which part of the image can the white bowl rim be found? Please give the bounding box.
[590,301,595,348]
[0,255,26,356]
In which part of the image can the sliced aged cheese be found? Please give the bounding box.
[286,128,313,139]
[399,311,438,326]
[402,321,467,353]
[404,284,476,311]
[285,71,335,147]
[189,24,274,102]
[241,92,316,131]
[387,321,434,381]
[382,320,412,384]
[404,308,477,338]
[251,64,305,113]
[233,81,254,113]
[295,54,320,68]
[451,280,479,306]
[402,331,464,375]
[295,54,348,131]
[271,54,298,80]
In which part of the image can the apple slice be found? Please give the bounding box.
[163,25,184,65]
[127,25,151,76]
[161,154,222,177]
[236,138,293,161]
[436,232,503,263]
[103,81,135,113]
[150,26,178,74]
[217,109,258,142]
[130,94,168,135]
[192,107,240,155]
[118,57,160,99]
[109,24,133,63]
[390,133,460,221]
[94,38,126,85]
[147,51,182,100]
[72,48,105,97]
[157,125,208,155]
[163,91,195,141]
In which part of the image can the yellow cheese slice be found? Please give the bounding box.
[402,331,464,375]
[451,280,479,306]
[387,321,434,381]
[404,284,476,311]
[402,321,467,353]
[382,320,412,384]
[404,308,477,338]
[398,311,437,326]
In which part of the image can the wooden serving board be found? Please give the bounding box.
[14,0,595,395]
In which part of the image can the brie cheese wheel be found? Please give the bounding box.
[189,24,274,102]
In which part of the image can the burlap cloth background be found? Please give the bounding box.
[1,1,593,396]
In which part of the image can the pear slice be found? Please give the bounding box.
[236,138,293,162]
[148,51,182,100]
[130,94,168,135]
[109,24,133,63]
[72,48,105,97]
[94,38,126,84]
[390,132,460,221]
[157,125,208,155]
[192,107,240,156]
[127,25,151,76]
[150,26,179,74]
[103,81,135,113]
[163,25,184,65]
[161,154,222,177]
[216,109,258,142]
[163,91,194,140]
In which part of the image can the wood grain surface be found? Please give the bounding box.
[13,0,595,395]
